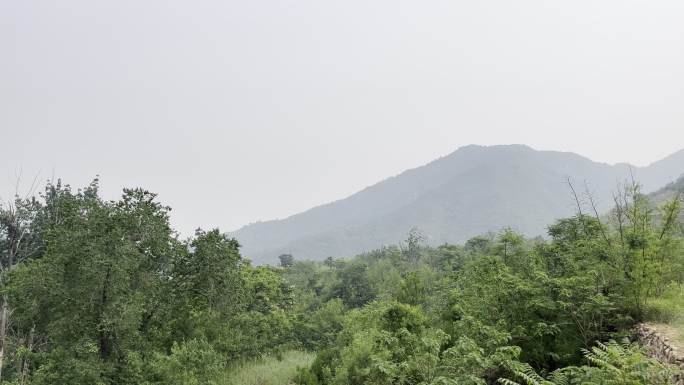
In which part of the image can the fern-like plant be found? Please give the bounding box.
[499,339,677,385]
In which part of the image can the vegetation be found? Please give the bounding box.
[221,350,314,385]
[502,340,676,385]
[0,176,682,384]
[0,180,296,384]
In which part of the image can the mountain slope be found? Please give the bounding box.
[649,175,684,232]
[231,145,684,263]
[650,175,684,203]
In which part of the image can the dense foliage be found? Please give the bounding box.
[0,180,295,384]
[502,339,676,385]
[0,178,681,384]
[287,180,683,384]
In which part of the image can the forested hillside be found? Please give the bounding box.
[231,145,684,264]
[0,177,682,384]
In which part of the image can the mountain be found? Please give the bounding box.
[648,174,684,231]
[231,145,684,264]
[649,175,684,204]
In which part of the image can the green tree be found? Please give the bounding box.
[7,182,178,383]
[279,254,295,268]
[328,261,376,308]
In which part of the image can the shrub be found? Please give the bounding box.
[146,339,224,385]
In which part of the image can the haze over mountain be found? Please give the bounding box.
[231,145,684,264]
[649,174,684,227]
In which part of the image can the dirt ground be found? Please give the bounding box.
[642,322,684,354]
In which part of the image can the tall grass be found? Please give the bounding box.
[644,283,684,341]
[645,284,684,322]
[220,350,315,385]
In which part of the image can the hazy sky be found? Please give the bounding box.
[2,0,683,234]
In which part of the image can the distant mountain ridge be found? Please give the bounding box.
[231,145,684,264]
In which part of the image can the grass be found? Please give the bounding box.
[644,284,684,346]
[220,350,315,385]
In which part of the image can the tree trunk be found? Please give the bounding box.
[0,294,9,383]
[98,268,112,360]
[19,325,34,385]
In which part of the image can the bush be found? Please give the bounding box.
[146,339,224,385]
[29,346,106,385]
[500,339,678,385]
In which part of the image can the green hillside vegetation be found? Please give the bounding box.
[0,177,682,384]
[640,175,684,348]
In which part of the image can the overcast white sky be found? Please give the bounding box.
[2,0,683,234]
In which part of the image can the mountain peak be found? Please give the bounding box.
[453,143,534,153]
[231,146,684,264]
